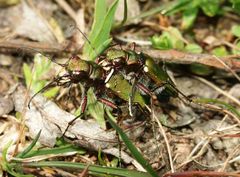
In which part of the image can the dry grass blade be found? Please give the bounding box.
[147,105,174,173]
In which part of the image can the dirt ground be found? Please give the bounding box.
[0,0,240,177]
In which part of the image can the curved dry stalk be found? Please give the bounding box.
[194,76,240,108]
[213,55,240,82]
[147,106,175,173]
[176,137,210,170]
[13,58,38,156]
[220,145,240,172]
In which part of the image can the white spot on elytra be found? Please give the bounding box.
[105,69,114,83]
[144,66,149,72]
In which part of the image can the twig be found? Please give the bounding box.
[55,0,86,48]
[143,49,240,70]
[163,170,240,177]
[0,40,67,54]
[79,164,90,177]
[175,138,210,170]
[54,0,77,20]
[1,39,240,71]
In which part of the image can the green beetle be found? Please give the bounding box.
[98,48,179,100]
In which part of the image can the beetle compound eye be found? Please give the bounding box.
[76,60,91,74]
[113,58,122,65]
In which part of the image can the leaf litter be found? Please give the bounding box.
[0,0,240,176]
[11,85,136,164]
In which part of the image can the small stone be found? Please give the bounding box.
[0,54,13,66]
[0,96,14,116]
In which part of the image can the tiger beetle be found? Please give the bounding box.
[97,45,190,106]
[28,55,148,135]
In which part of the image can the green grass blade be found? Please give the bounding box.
[23,54,58,98]
[162,0,192,15]
[88,0,107,42]
[106,110,159,177]
[195,98,240,118]
[23,161,150,177]
[93,38,113,60]
[181,7,198,30]
[1,141,12,171]
[87,0,119,60]
[128,0,190,22]
[83,0,107,56]
[16,130,41,158]
[17,145,85,159]
[90,0,119,59]
[2,142,34,177]
[128,4,167,21]
[23,63,32,89]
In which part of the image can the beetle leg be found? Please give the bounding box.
[62,85,88,136]
[136,82,158,100]
[62,113,84,137]
[125,101,149,123]
[98,97,118,110]
[127,71,151,117]
[129,77,137,117]
[123,71,140,117]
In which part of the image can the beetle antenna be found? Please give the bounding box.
[71,25,99,58]
[28,78,59,109]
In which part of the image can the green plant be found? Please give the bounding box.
[151,26,202,53]
[83,0,119,60]
[231,25,240,54]
[195,98,240,118]
[23,54,59,98]
[1,131,150,177]
[106,109,158,177]
[131,0,237,30]
[230,0,240,11]
[80,0,120,129]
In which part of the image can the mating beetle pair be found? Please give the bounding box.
[28,45,185,134]
[98,47,181,106]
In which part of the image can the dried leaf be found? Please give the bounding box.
[12,85,117,149]
[13,1,56,43]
